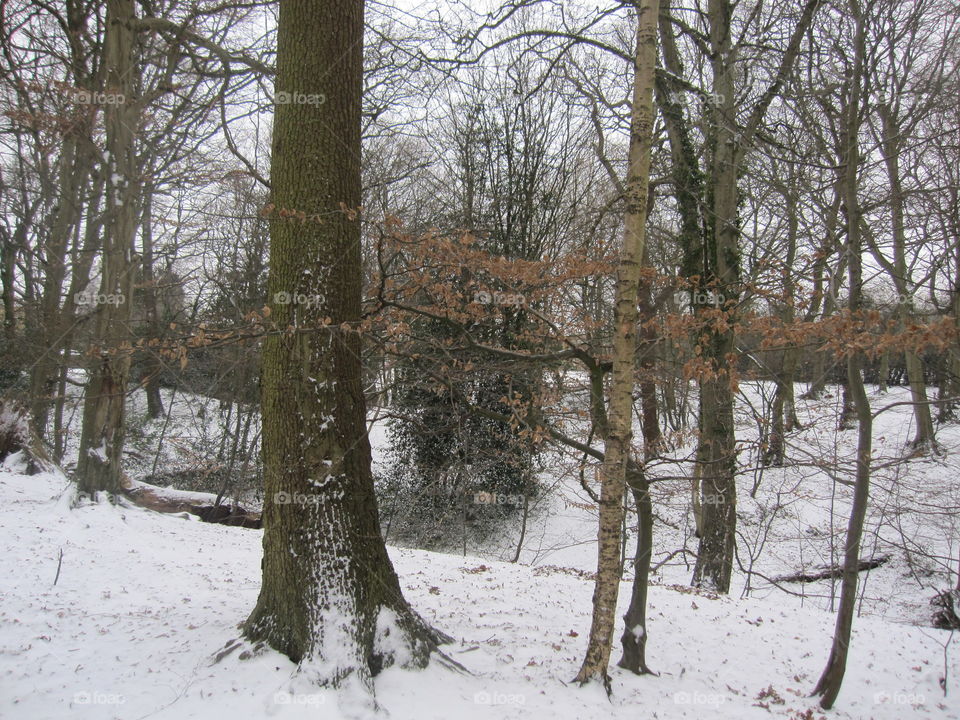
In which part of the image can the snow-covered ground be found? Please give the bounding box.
[1,422,957,719]
[4,381,960,718]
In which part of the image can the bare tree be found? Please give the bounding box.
[813,0,873,706]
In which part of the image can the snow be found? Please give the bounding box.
[372,606,414,670]
[1,445,957,719]
[88,440,108,462]
[2,382,960,718]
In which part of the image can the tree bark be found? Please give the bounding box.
[878,104,934,448]
[574,0,658,689]
[242,0,445,696]
[618,466,654,675]
[56,171,105,463]
[766,165,802,467]
[659,0,821,590]
[75,0,138,498]
[690,0,740,594]
[814,1,872,706]
[139,184,165,419]
[618,259,661,673]
[615,189,662,672]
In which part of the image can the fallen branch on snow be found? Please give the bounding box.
[775,555,890,583]
[120,476,261,529]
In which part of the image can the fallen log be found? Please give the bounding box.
[775,555,890,584]
[120,476,261,529]
[0,401,55,474]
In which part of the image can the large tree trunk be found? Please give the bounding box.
[814,1,872,706]
[29,129,95,437]
[657,0,820,593]
[75,0,138,497]
[242,0,445,696]
[692,364,737,592]
[574,0,658,688]
[691,0,740,594]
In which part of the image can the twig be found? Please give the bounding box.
[53,548,63,586]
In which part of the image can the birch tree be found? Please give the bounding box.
[574,0,658,689]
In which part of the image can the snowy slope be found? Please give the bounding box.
[1,451,956,720]
[458,383,960,628]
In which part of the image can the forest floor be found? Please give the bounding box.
[1,391,958,720]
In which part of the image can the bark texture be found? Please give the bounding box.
[243,0,445,694]
[574,0,658,688]
[75,0,137,497]
[814,2,873,706]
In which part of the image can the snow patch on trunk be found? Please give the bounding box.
[373,605,415,669]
